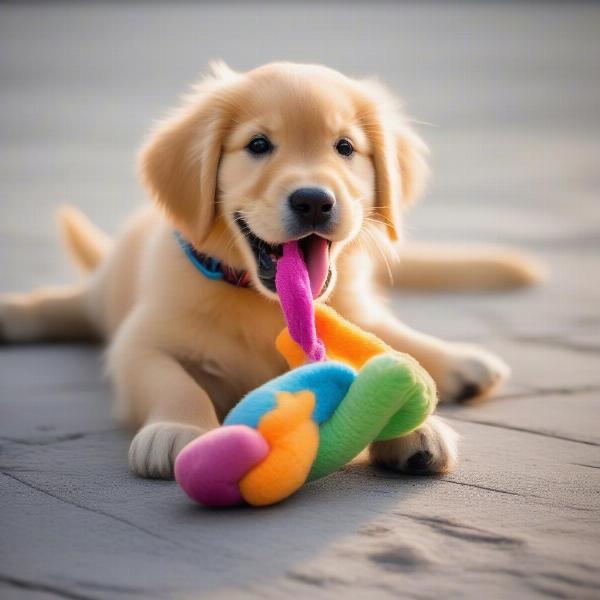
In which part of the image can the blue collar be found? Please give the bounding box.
[174,231,251,288]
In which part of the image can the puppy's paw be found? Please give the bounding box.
[369,416,458,475]
[128,422,204,479]
[0,297,15,343]
[434,343,509,403]
[0,301,6,343]
[0,295,37,343]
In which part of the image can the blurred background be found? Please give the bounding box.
[2,2,599,337]
[1,0,599,372]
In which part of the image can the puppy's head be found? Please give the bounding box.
[140,62,427,300]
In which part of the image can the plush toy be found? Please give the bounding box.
[174,241,437,507]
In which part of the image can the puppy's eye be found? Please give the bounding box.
[246,135,273,156]
[335,138,354,157]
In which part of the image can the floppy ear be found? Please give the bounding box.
[396,123,429,208]
[138,68,235,243]
[366,100,429,241]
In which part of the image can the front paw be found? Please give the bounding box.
[433,343,509,403]
[370,416,458,475]
[0,296,25,343]
[129,422,204,479]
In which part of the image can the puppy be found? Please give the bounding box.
[0,62,542,479]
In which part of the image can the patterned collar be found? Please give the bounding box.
[174,231,252,288]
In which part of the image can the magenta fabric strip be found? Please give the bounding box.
[275,241,325,362]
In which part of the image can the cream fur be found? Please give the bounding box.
[1,62,542,479]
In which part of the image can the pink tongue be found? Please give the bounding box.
[275,241,326,363]
[304,235,330,299]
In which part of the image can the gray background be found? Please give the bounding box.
[1,2,599,599]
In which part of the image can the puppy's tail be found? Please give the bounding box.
[57,205,113,272]
[389,242,547,291]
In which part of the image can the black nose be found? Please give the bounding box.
[288,187,336,227]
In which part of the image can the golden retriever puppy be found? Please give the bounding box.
[0,62,542,479]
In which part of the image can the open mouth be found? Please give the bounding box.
[235,214,332,297]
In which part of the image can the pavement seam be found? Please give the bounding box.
[0,428,120,447]
[0,574,97,600]
[1,470,188,550]
[495,384,600,401]
[444,416,599,446]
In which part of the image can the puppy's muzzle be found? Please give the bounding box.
[288,187,336,229]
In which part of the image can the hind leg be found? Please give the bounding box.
[0,284,99,343]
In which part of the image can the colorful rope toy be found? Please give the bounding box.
[174,241,438,507]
